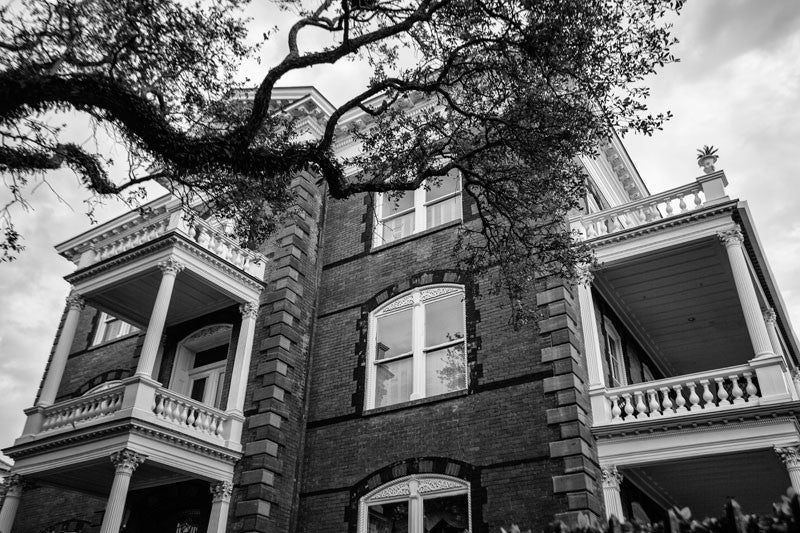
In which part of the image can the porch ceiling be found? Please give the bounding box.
[596,238,752,375]
[625,449,790,518]
[87,268,235,328]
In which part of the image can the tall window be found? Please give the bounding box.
[604,319,627,387]
[373,170,462,246]
[170,325,232,409]
[93,312,139,345]
[367,285,467,409]
[359,475,471,533]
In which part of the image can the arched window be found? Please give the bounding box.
[366,285,467,409]
[170,325,232,408]
[359,475,471,533]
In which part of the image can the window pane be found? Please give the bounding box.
[423,493,469,532]
[426,196,461,229]
[368,501,409,533]
[374,357,413,407]
[425,294,464,347]
[382,192,414,217]
[425,170,461,203]
[376,309,413,359]
[382,212,415,243]
[426,344,466,397]
[194,344,228,368]
[102,319,124,342]
[190,378,207,402]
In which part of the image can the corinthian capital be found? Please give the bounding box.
[601,465,623,488]
[65,292,85,310]
[717,226,744,248]
[210,480,234,502]
[158,257,186,276]
[776,445,800,469]
[763,308,777,325]
[240,301,259,319]
[4,474,26,497]
[110,449,146,475]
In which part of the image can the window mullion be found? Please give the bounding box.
[410,292,425,400]
[413,186,426,232]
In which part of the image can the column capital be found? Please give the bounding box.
[4,474,26,497]
[776,445,800,469]
[240,301,259,319]
[763,308,778,325]
[158,257,185,276]
[210,481,234,503]
[601,465,623,488]
[110,449,146,475]
[717,226,744,248]
[65,292,85,310]
[575,262,595,282]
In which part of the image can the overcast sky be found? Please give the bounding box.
[1,0,799,455]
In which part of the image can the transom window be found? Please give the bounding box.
[93,312,139,345]
[366,285,467,409]
[373,170,462,246]
[359,475,471,533]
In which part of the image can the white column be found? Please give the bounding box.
[37,292,85,407]
[718,227,774,359]
[410,292,425,401]
[225,302,259,415]
[0,474,25,533]
[207,481,233,533]
[763,308,787,358]
[100,450,146,533]
[408,478,423,533]
[775,446,800,493]
[135,258,184,377]
[601,465,625,521]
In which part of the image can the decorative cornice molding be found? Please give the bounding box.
[110,449,146,475]
[240,301,259,320]
[158,257,186,276]
[775,445,800,469]
[65,292,85,311]
[593,412,800,440]
[210,480,234,502]
[601,465,623,488]
[717,225,744,248]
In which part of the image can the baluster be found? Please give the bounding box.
[186,406,196,428]
[610,395,622,422]
[678,195,688,212]
[165,398,175,422]
[693,190,703,207]
[586,223,597,238]
[659,386,674,415]
[609,216,621,232]
[686,382,701,411]
[155,395,166,417]
[743,372,759,400]
[198,411,209,433]
[622,393,634,420]
[647,389,661,417]
[99,396,110,415]
[634,391,647,419]
[699,379,714,409]
[665,198,674,216]
[730,374,745,404]
[715,377,730,406]
[214,416,223,436]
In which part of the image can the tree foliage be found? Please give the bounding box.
[0,0,683,321]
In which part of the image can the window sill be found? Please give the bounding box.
[363,389,468,417]
[371,219,462,254]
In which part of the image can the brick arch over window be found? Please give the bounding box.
[346,457,485,533]
[40,518,92,533]
[71,369,130,397]
[350,270,482,412]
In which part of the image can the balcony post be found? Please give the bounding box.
[601,465,625,521]
[718,227,774,359]
[135,258,185,378]
[37,292,85,407]
[207,481,233,533]
[0,474,25,533]
[100,450,146,533]
[696,172,729,206]
[775,446,800,493]
[226,302,259,416]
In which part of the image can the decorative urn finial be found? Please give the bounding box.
[696,145,719,174]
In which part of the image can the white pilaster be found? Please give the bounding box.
[576,278,605,388]
[135,258,184,377]
[0,475,25,533]
[775,446,800,493]
[226,302,259,415]
[718,227,774,359]
[410,292,425,401]
[37,292,85,407]
[763,308,787,358]
[207,481,234,533]
[100,450,146,533]
[601,465,625,521]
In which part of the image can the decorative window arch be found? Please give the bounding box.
[359,475,471,533]
[366,284,467,409]
[169,324,233,408]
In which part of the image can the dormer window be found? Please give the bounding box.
[373,170,462,246]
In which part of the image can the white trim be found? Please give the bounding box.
[93,312,138,345]
[604,319,627,387]
[170,324,233,408]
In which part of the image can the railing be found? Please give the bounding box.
[152,388,226,439]
[188,216,264,276]
[40,385,125,431]
[572,182,706,240]
[599,364,762,425]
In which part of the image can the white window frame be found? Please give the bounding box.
[170,324,232,409]
[604,319,627,387]
[92,312,138,345]
[366,285,468,410]
[358,474,471,533]
[373,171,463,247]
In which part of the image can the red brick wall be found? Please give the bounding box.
[12,485,106,533]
